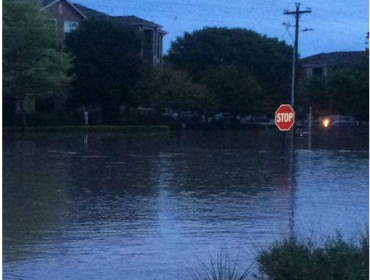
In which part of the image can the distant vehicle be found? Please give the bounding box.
[179,111,201,124]
[167,112,178,120]
[209,112,233,122]
[239,114,269,124]
[331,120,356,128]
[162,109,177,119]
[318,115,357,128]
[330,115,355,123]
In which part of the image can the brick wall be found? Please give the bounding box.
[43,1,84,42]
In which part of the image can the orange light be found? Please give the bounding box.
[322,118,330,128]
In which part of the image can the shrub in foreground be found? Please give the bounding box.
[191,251,252,280]
[257,232,369,280]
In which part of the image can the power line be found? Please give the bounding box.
[283,3,312,109]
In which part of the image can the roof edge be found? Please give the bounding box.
[300,51,367,60]
[41,0,88,19]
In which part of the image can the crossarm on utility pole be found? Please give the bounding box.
[283,3,312,109]
[284,10,311,15]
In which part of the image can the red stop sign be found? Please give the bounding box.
[275,104,295,131]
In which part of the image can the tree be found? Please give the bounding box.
[66,19,146,124]
[298,57,369,121]
[166,27,293,115]
[297,77,330,117]
[202,66,263,116]
[136,68,215,116]
[3,0,71,128]
[325,60,369,121]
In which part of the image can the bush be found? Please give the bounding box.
[26,111,75,127]
[191,251,252,280]
[257,231,369,280]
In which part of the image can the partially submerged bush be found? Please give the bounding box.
[191,250,253,280]
[257,231,369,280]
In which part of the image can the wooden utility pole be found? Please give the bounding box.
[283,3,312,241]
[284,3,311,109]
[308,106,312,150]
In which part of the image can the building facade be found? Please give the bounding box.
[41,0,166,67]
[4,1,167,126]
[41,0,86,43]
[299,51,368,79]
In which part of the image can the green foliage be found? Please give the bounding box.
[203,66,263,116]
[166,27,293,115]
[298,77,330,117]
[137,68,216,115]
[66,19,145,124]
[257,231,369,280]
[3,0,72,127]
[298,57,369,120]
[3,0,71,95]
[326,60,369,121]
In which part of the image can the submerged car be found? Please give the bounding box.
[179,111,202,124]
[319,115,357,128]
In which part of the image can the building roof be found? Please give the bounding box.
[300,51,368,67]
[73,3,163,28]
[72,3,111,21]
[41,1,163,28]
[41,0,87,19]
[115,16,162,28]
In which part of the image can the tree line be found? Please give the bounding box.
[3,0,368,127]
[297,60,369,121]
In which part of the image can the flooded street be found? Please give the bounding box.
[3,130,369,280]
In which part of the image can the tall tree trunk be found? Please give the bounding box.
[12,97,17,128]
[19,93,27,131]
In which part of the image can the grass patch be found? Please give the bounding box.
[191,231,369,280]
[257,231,369,280]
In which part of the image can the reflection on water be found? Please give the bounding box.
[3,131,369,280]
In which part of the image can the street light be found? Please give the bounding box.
[322,118,330,128]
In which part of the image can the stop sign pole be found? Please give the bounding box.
[275,104,295,238]
[275,104,295,131]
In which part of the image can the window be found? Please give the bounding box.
[58,4,63,14]
[64,21,78,33]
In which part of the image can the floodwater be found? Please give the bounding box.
[3,130,369,280]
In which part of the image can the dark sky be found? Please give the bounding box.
[74,0,369,57]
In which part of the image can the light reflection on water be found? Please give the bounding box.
[3,131,369,280]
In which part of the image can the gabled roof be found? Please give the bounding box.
[41,0,87,19]
[300,51,368,67]
[72,3,111,21]
[115,16,162,28]
[73,3,163,29]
